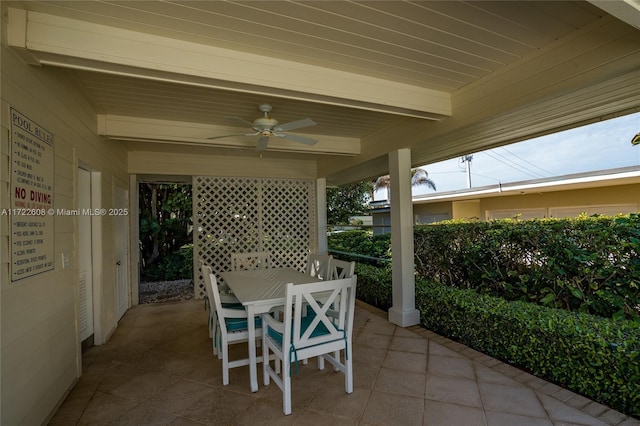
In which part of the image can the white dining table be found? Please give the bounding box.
[220,267,321,392]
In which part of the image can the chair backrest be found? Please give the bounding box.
[283,276,357,352]
[231,252,271,271]
[330,259,355,280]
[305,253,332,279]
[202,264,231,333]
[201,264,219,310]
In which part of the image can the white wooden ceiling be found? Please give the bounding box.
[6,0,640,181]
[15,1,604,91]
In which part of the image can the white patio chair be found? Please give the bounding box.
[305,253,332,279]
[261,276,357,415]
[200,261,241,342]
[330,259,356,280]
[203,266,261,386]
[326,258,356,364]
[231,251,271,271]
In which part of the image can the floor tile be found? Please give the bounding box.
[474,363,521,387]
[48,300,635,426]
[425,375,482,408]
[382,350,427,373]
[484,410,552,426]
[296,409,359,426]
[538,394,608,426]
[307,381,371,419]
[427,341,465,359]
[389,335,429,354]
[230,398,300,425]
[423,400,487,426]
[428,355,474,379]
[179,386,256,425]
[107,404,183,425]
[355,332,393,350]
[145,379,218,417]
[375,367,426,398]
[479,382,546,419]
[76,391,138,426]
[361,391,425,426]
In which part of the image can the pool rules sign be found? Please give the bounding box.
[9,108,55,281]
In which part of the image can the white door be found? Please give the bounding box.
[78,168,94,341]
[114,185,130,320]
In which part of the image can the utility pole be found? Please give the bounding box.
[461,155,473,188]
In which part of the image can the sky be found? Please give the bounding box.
[401,111,640,197]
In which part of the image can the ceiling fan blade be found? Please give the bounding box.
[279,133,318,146]
[226,116,256,128]
[274,118,316,132]
[207,132,259,140]
[256,135,270,151]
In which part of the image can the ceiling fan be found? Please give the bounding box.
[208,104,318,151]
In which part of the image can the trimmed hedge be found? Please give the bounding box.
[328,230,391,265]
[354,263,393,310]
[415,280,640,417]
[350,261,640,417]
[414,215,640,319]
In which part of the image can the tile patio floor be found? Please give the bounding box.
[49,300,639,426]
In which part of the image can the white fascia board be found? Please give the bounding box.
[10,9,451,119]
[414,169,640,204]
[590,0,640,30]
[504,170,640,193]
[414,187,500,203]
[98,115,360,156]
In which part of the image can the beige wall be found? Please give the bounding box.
[1,16,129,426]
[413,183,640,223]
[452,200,481,221]
[479,184,640,218]
[413,202,452,222]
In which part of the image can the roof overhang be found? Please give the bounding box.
[6,8,451,121]
[413,166,640,204]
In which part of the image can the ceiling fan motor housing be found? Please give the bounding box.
[253,117,279,130]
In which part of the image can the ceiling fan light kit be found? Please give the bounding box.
[208,104,318,151]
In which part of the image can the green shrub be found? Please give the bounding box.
[353,263,393,310]
[328,230,391,265]
[352,262,640,417]
[416,280,640,417]
[141,244,193,281]
[413,214,640,320]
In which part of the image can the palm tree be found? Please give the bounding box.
[373,167,436,201]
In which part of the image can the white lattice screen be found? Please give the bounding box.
[193,176,317,299]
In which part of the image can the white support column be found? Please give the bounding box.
[316,178,328,255]
[388,149,420,327]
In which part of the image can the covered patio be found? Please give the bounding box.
[3,2,640,424]
[49,300,635,425]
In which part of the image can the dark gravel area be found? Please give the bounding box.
[139,279,194,304]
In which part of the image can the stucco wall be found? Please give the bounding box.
[412,183,640,223]
[1,23,129,426]
[479,184,640,218]
[413,202,452,222]
[452,200,481,220]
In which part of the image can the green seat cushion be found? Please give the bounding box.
[267,314,331,346]
[224,315,262,332]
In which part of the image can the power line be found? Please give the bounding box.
[470,172,502,183]
[481,150,546,179]
[497,146,555,177]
